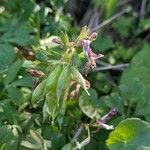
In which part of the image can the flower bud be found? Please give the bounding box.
[89,32,97,41]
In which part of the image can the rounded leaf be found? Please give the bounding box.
[79,91,98,119]
[106,118,150,150]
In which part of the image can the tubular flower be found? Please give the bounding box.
[97,120,114,130]
[82,39,104,74]
[101,108,117,122]
[97,108,117,130]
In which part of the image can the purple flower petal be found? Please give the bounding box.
[97,120,114,130]
[82,40,91,55]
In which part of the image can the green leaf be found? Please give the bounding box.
[102,92,124,115]
[21,130,48,150]
[57,65,71,103]
[42,125,65,150]
[63,47,76,62]
[77,26,89,41]
[46,92,58,122]
[0,125,18,149]
[120,45,150,119]
[29,130,43,144]
[0,125,14,144]
[46,65,63,91]
[61,32,70,46]
[71,66,90,96]
[13,73,33,87]
[21,140,38,149]
[42,101,49,122]
[56,103,66,128]
[4,59,23,85]
[106,118,150,150]
[71,52,82,67]
[0,44,15,71]
[1,100,20,124]
[119,78,144,104]
[1,21,33,46]
[7,86,24,106]
[31,80,46,105]
[61,143,75,150]
[87,129,110,150]
[79,90,98,119]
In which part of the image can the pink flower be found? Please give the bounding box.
[97,120,114,130]
[82,39,104,60]
[96,108,117,130]
[101,108,117,122]
[82,39,104,74]
[82,40,91,55]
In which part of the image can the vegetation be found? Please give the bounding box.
[0,0,150,149]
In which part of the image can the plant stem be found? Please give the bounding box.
[140,0,147,21]
[92,63,129,71]
[91,7,131,32]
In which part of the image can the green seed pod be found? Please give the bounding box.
[71,66,90,96]
[46,65,63,91]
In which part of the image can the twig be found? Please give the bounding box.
[96,61,109,66]
[92,63,129,72]
[93,108,117,132]
[101,108,117,122]
[75,125,90,150]
[140,0,147,21]
[73,124,84,141]
[118,0,133,6]
[91,7,131,32]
